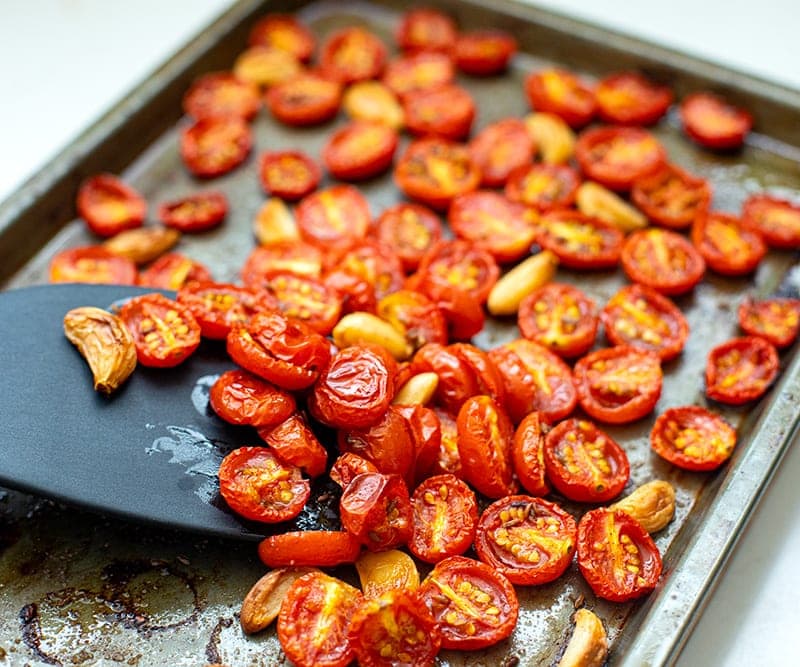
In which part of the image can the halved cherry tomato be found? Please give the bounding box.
[536,210,623,270]
[518,282,598,358]
[544,418,630,502]
[576,125,666,191]
[403,84,476,141]
[631,163,712,230]
[233,45,302,89]
[77,174,146,238]
[218,446,308,523]
[705,336,779,405]
[524,68,596,128]
[738,296,800,348]
[469,118,535,188]
[651,406,737,471]
[394,137,481,210]
[322,121,399,181]
[265,74,342,126]
[342,80,405,130]
[248,14,315,62]
[449,342,506,406]
[138,252,212,290]
[241,241,323,282]
[277,571,362,667]
[355,549,420,599]
[396,405,442,484]
[595,72,673,126]
[741,194,800,250]
[574,346,662,424]
[621,228,706,295]
[691,211,766,276]
[382,51,454,97]
[396,8,457,53]
[117,293,200,367]
[330,453,379,489]
[295,184,371,250]
[261,272,341,335]
[259,530,362,568]
[209,368,295,427]
[415,278,486,341]
[512,411,550,496]
[475,495,576,585]
[258,413,327,478]
[320,27,387,84]
[340,472,413,551]
[49,245,138,284]
[601,284,689,361]
[158,191,227,233]
[680,92,752,150]
[504,163,580,212]
[414,239,500,304]
[182,72,260,121]
[258,150,321,201]
[448,191,538,264]
[377,290,448,351]
[418,555,518,650]
[180,116,252,178]
[374,203,443,273]
[455,30,516,76]
[430,408,462,477]
[177,282,276,339]
[326,239,404,301]
[323,270,378,315]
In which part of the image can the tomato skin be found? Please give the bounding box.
[680,92,752,150]
[705,336,779,405]
[177,281,276,340]
[138,252,212,290]
[414,239,500,304]
[266,74,342,126]
[536,210,623,270]
[259,530,362,568]
[631,163,712,230]
[331,453,379,488]
[323,122,399,181]
[455,30,517,76]
[241,241,323,282]
[396,8,457,54]
[651,406,737,471]
[258,413,327,478]
[595,72,673,126]
[323,270,378,315]
[395,405,442,484]
[377,290,448,351]
[469,118,534,188]
[182,72,260,121]
[180,117,252,178]
[258,150,321,201]
[319,26,387,84]
[577,508,662,602]
[77,174,146,238]
[375,203,443,273]
[326,239,405,302]
[218,446,309,523]
[621,228,706,296]
[248,14,316,62]
[416,277,486,341]
[382,51,455,97]
[504,163,581,212]
[738,296,800,348]
[209,369,296,427]
[525,68,596,128]
[340,473,413,552]
[410,343,479,414]
[512,411,550,496]
[691,211,766,276]
[741,194,800,250]
[449,343,506,407]
[262,272,342,335]
[403,84,476,141]
[295,184,371,251]
[158,191,227,233]
[49,245,138,285]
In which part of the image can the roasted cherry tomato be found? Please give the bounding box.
[544,418,630,502]
[475,495,576,585]
[259,530,362,568]
[621,228,706,296]
[574,346,662,424]
[469,118,534,188]
[233,45,302,89]
[176,281,276,339]
[396,405,442,484]
[396,8,457,54]
[536,210,623,270]
[741,194,800,250]
[295,184,371,250]
[209,368,295,427]
[241,241,323,282]
[138,252,212,290]
[355,549,420,600]
[322,121,399,181]
[49,245,138,284]
[330,453,379,488]
[374,203,443,273]
[680,92,752,150]
[259,413,327,478]
[631,163,712,230]
[504,163,580,212]
[218,446,308,523]
[601,284,689,361]
[448,191,538,264]
[248,14,315,62]
[342,80,405,130]
[518,283,598,358]
[691,211,766,276]
[382,51,455,97]
[327,239,404,301]
[418,555,518,650]
[277,572,362,667]
[403,84,476,141]
[449,342,506,405]
[430,408,462,477]
[595,72,673,126]
[377,290,448,351]
[394,137,481,210]
[320,26,387,84]
[738,296,800,348]
[705,336,779,405]
[455,30,516,75]
[414,239,500,304]
[416,278,486,341]
[266,74,342,126]
[76,174,146,238]
[117,293,200,367]
[158,191,227,233]
[258,150,321,201]
[340,472,413,552]
[180,116,252,178]
[261,272,341,335]
[182,72,260,121]
[524,68,596,128]
[324,270,378,315]
[651,406,737,471]
[512,412,550,496]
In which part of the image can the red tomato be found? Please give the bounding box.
[262,272,342,335]
[340,472,413,552]
[601,284,689,361]
[595,72,673,126]
[741,194,800,250]
[651,406,737,471]
[430,408,462,478]
[469,118,535,188]
[259,530,362,568]
[524,68,596,128]
[49,245,138,285]
[322,121,399,181]
[631,163,712,230]
[739,296,800,348]
[475,495,576,585]
[418,555,518,650]
[76,174,146,238]
[258,150,321,200]
[414,239,500,304]
[691,211,766,276]
[326,239,405,301]
[265,74,342,126]
[382,51,454,97]
[455,30,516,75]
[395,405,442,484]
[258,413,327,478]
[158,191,227,233]
[415,278,486,341]
[323,269,378,315]
[248,14,315,62]
[295,184,371,250]
[512,412,550,496]
[396,8,457,54]
[330,453,379,489]
[394,137,481,210]
[377,290,448,351]
[518,282,599,358]
[705,336,779,405]
[117,293,200,367]
[218,446,308,523]
[180,117,252,178]
[449,342,506,406]
[680,92,752,150]
[138,252,212,290]
[182,72,260,121]
[544,418,630,502]
[177,282,276,340]
[504,163,580,212]
[574,346,662,424]
[621,228,706,295]
[374,203,443,273]
[209,368,295,427]
[536,210,623,270]
[320,27,387,84]
[241,241,323,282]
[403,84,476,141]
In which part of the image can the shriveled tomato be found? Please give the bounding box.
[377,290,447,351]
[524,68,596,128]
[233,45,302,89]
[295,184,371,250]
[248,14,315,62]
[418,556,518,650]
[414,239,499,304]
[323,270,378,315]
[469,118,535,188]
[218,446,308,523]
[536,210,623,270]
[343,80,405,130]
[262,272,342,335]
[430,408,462,477]
[258,413,327,478]
[512,412,550,496]
[449,342,505,405]
[138,252,212,289]
[680,92,752,150]
[259,530,362,568]
[241,241,323,282]
[595,72,673,126]
[544,418,630,502]
[258,150,321,200]
[330,453,379,489]
[374,203,443,273]
[621,228,706,295]
[327,239,405,301]
[396,8,457,54]
[158,191,227,233]
[177,282,276,339]
[209,368,295,427]
[416,278,485,341]
[455,30,516,75]
[410,343,489,414]
[691,211,766,276]
[382,51,454,97]
[182,72,260,121]
[49,245,138,285]
[180,116,252,178]
[739,296,800,348]
[76,174,146,238]
[403,84,476,141]
[577,508,662,602]
[355,549,420,600]
[518,282,598,358]
[265,74,342,126]
[320,26,387,84]
[117,293,200,367]
[651,406,737,471]
[340,472,413,552]
[631,163,712,230]
[504,163,580,212]
[601,284,689,361]
[277,572,362,667]
[395,405,442,484]
[475,495,576,585]
[741,194,800,250]
[705,336,779,405]
[322,121,399,181]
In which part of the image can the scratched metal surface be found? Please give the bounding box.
[1,0,800,665]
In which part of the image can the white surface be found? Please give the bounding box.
[1,2,799,666]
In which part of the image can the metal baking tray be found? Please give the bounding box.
[1,0,800,665]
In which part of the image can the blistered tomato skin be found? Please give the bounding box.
[209,368,296,428]
[340,472,413,552]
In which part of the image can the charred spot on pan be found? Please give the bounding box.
[205,615,234,665]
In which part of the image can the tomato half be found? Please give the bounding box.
[741,194,800,250]
[680,92,752,150]
[262,272,342,335]
[295,184,371,250]
[536,210,623,270]
[705,336,779,405]
[138,252,212,290]
[180,117,252,178]
[382,51,455,97]
[177,281,276,340]
[340,472,413,552]
[691,211,766,276]
[651,406,737,471]
[631,163,712,230]
[322,121,399,181]
[319,26,387,84]
[429,408,462,477]
[469,118,535,188]
[449,342,506,406]
[76,174,146,238]
[258,530,363,568]
[525,68,596,128]
[49,245,138,285]
[158,191,227,233]
[218,446,309,523]
[377,290,448,351]
[182,72,260,121]
[414,239,500,304]
[574,346,662,424]
[504,163,580,212]
[403,84,476,141]
[233,45,302,89]
[595,72,673,126]
[327,239,405,301]
[248,14,316,62]
[416,278,486,341]
[455,30,517,75]
[265,74,342,126]
[209,368,296,427]
[259,413,328,478]
[396,8,457,54]
[330,453,379,489]
[374,203,443,273]
[241,242,323,282]
[258,150,321,201]
[739,296,800,348]
[396,405,442,484]
[621,228,706,295]
[512,411,550,496]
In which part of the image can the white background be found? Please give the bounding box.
[1,2,799,665]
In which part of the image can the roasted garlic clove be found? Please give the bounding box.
[558,608,608,667]
[610,479,676,533]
